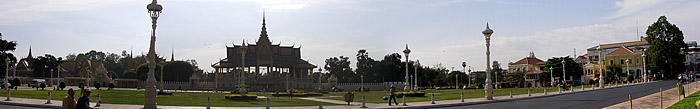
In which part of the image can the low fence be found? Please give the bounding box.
[337,82,407,92]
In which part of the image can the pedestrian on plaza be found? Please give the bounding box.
[388,85,398,106]
[76,89,94,109]
[62,88,76,109]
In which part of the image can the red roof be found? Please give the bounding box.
[607,47,634,55]
[510,57,545,65]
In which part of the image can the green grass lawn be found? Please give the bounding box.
[323,87,564,103]
[668,89,700,109]
[0,89,338,107]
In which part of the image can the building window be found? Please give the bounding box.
[610,60,614,65]
[620,59,624,64]
[637,58,640,64]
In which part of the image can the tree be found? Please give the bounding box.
[542,56,582,85]
[0,37,18,79]
[355,49,379,82]
[491,61,504,84]
[11,78,21,88]
[446,71,468,87]
[605,64,625,82]
[161,61,194,82]
[59,82,66,90]
[39,83,46,90]
[31,54,62,77]
[136,63,162,81]
[505,71,525,88]
[94,82,101,90]
[645,16,687,79]
[324,56,356,83]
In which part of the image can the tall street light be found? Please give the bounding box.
[414,60,419,91]
[598,43,604,88]
[5,57,11,101]
[550,67,553,86]
[642,49,647,82]
[482,23,494,100]
[403,44,411,91]
[144,0,162,108]
[562,60,566,82]
[240,40,248,93]
[462,62,466,89]
[626,59,630,81]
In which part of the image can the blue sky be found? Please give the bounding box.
[1,0,699,72]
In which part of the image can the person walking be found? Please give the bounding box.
[388,85,398,106]
[76,89,93,109]
[62,88,76,109]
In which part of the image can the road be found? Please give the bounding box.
[441,80,680,109]
[0,104,49,109]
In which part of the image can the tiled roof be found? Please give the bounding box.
[510,57,545,65]
[588,41,648,50]
[607,47,634,55]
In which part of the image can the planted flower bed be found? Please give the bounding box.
[397,91,426,97]
[271,92,323,97]
[225,94,258,101]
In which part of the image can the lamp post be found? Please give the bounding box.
[550,67,553,86]
[462,62,466,89]
[482,23,494,100]
[240,40,248,93]
[598,43,605,88]
[562,60,567,83]
[403,44,411,91]
[468,66,473,89]
[5,57,11,101]
[144,0,162,108]
[318,68,322,91]
[626,59,630,81]
[642,49,647,82]
[414,60,419,91]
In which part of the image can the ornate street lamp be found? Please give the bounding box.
[550,67,553,86]
[482,23,494,100]
[414,60,419,91]
[403,44,411,91]
[642,49,647,82]
[598,43,604,88]
[562,60,566,82]
[5,57,11,101]
[240,40,248,93]
[462,62,467,89]
[144,0,162,108]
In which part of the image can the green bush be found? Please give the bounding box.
[109,83,115,90]
[626,74,633,82]
[11,78,21,87]
[94,82,101,90]
[79,82,85,89]
[587,79,595,85]
[397,91,426,97]
[225,94,257,100]
[59,82,66,90]
[39,83,46,90]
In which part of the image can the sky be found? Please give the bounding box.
[1,0,699,73]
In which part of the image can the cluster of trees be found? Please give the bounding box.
[0,37,18,78]
[64,50,199,82]
[318,49,464,87]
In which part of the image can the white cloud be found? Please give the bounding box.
[607,0,667,19]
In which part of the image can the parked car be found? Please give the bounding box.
[30,79,46,88]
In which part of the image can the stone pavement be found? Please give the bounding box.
[605,81,700,109]
[0,81,651,109]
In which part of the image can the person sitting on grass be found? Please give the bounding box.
[62,88,76,109]
[76,89,94,109]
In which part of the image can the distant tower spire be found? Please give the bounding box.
[171,47,175,62]
[529,51,535,58]
[28,45,33,59]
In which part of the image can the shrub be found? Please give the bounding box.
[59,82,66,90]
[225,94,257,100]
[94,82,101,90]
[109,83,115,90]
[39,83,46,90]
[79,82,85,89]
[626,74,633,82]
[11,78,21,88]
[397,91,426,97]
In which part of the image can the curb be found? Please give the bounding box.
[0,101,61,109]
[381,82,652,109]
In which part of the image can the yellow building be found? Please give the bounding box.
[508,52,545,87]
[583,41,648,82]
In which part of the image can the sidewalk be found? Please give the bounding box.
[0,81,650,109]
[605,81,700,109]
